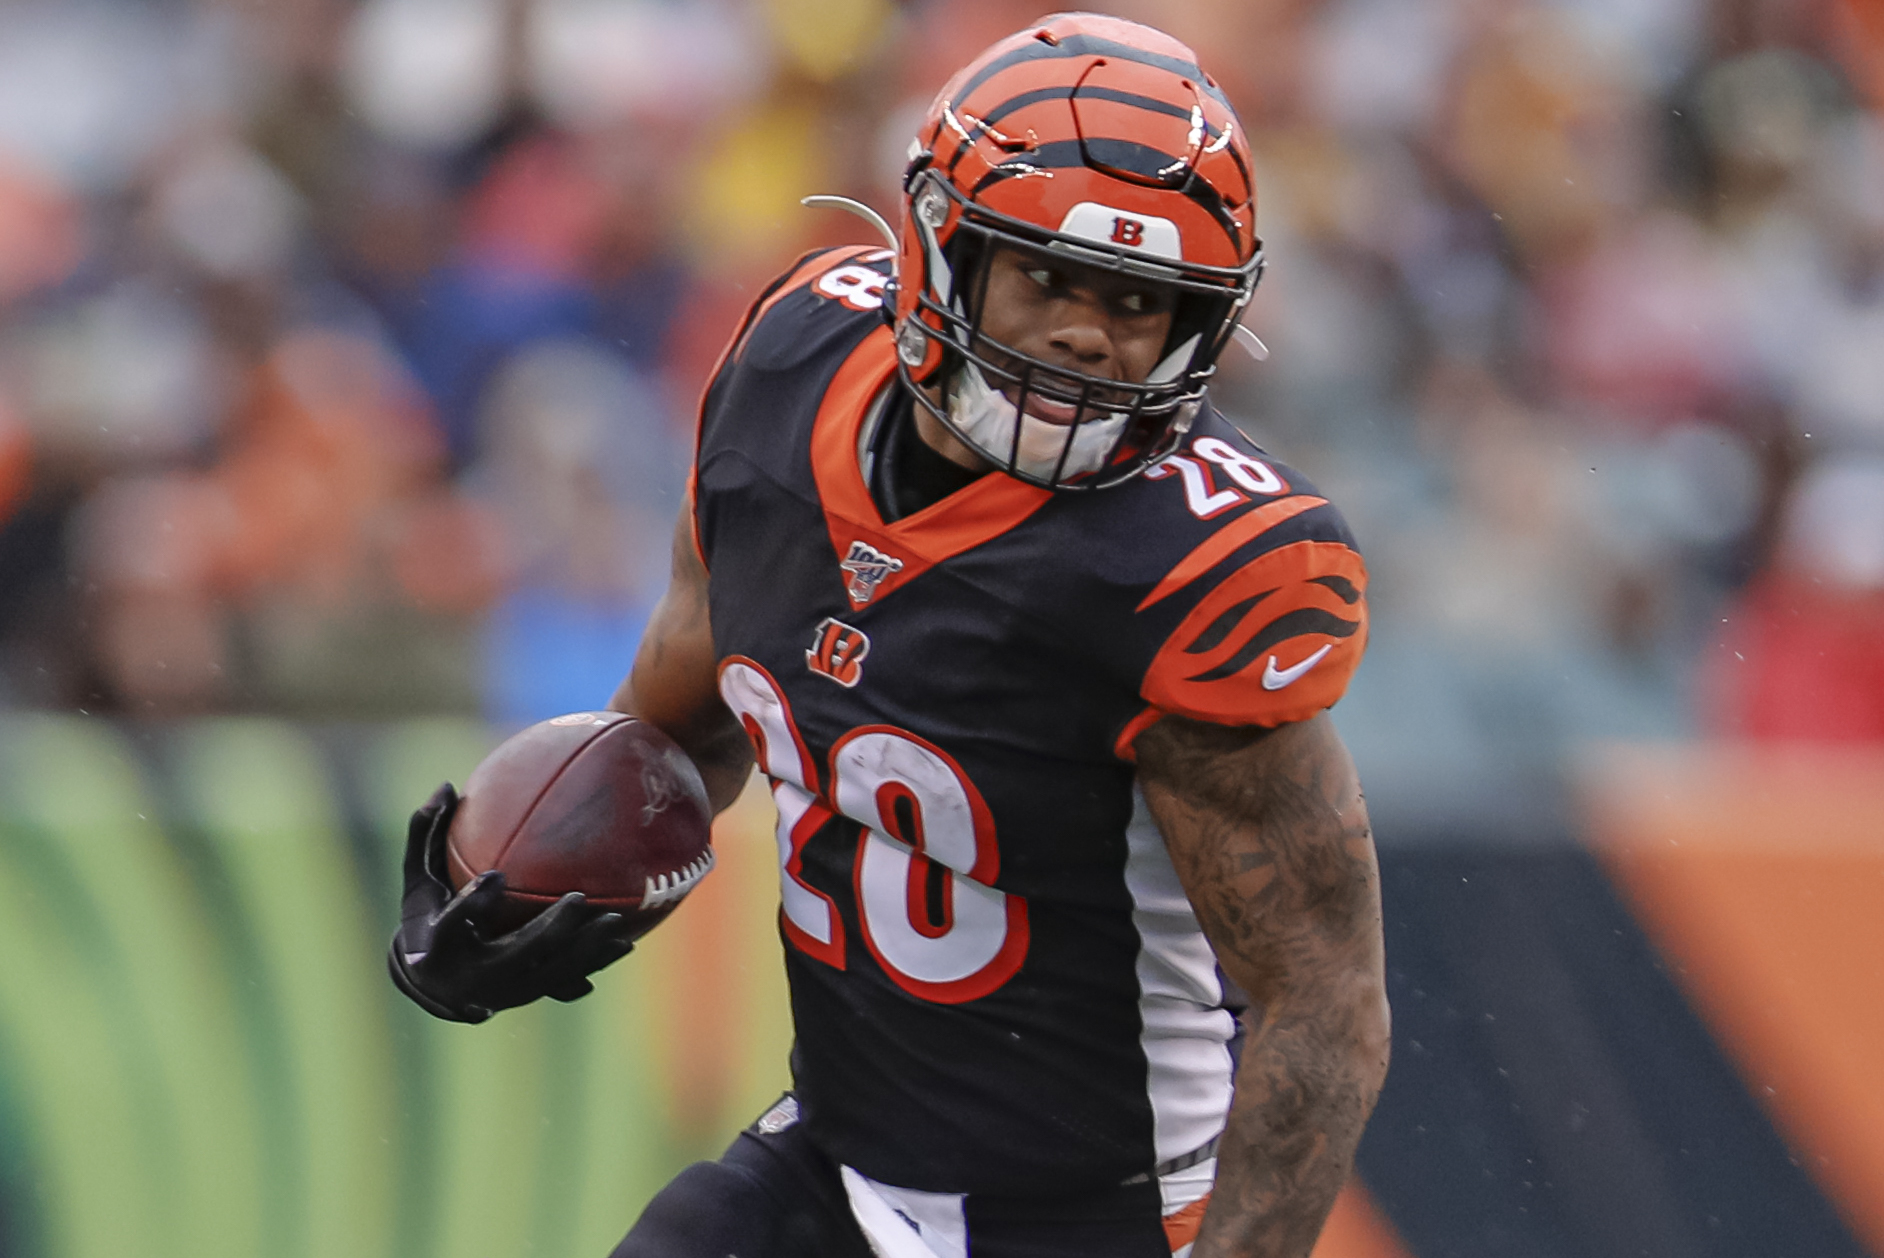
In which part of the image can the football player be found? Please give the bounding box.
[391,13,1389,1257]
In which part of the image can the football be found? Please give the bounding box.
[446,710,715,938]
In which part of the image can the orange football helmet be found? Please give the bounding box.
[891,12,1263,490]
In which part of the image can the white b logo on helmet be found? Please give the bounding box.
[1058,203,1183,260]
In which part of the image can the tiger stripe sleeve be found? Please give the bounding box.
[1135,502,1369,729]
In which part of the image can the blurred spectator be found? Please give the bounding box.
[468,338,679,725]
[68,324,495,715]
[1704,457,1884,741]
[0,155,82,307]
[0,0,1867,761]
[396,130,618,458]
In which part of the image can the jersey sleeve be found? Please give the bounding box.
[691,244,872,453]
[689,244,892,566]
[1133,494,1369,729]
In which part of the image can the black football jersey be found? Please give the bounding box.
[691,246,1368,1196]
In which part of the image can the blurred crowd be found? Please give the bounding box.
[0,0,1877,750]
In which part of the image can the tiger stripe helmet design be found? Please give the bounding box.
[893,12,1264,491]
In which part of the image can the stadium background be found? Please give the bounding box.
[0,0,1878,1254]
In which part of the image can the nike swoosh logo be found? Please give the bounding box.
[1261,644,1333,690]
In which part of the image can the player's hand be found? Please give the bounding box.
[387,783,638,1023]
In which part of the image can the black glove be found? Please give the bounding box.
[388,783,638,1023]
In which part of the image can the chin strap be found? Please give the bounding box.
[1232,323,1270,361]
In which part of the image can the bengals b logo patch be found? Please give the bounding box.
[806,617,870,687]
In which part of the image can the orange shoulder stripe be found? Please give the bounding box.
[1137,495,1328,612]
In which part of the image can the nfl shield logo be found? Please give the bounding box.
[839,540,903,605]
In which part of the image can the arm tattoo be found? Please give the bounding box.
[1136,714,1389,1258]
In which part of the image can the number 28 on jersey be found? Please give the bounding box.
[719,657,1029,1005]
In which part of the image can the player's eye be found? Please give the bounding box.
[1113,289,1167,315]
[1024,266,1061,291]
